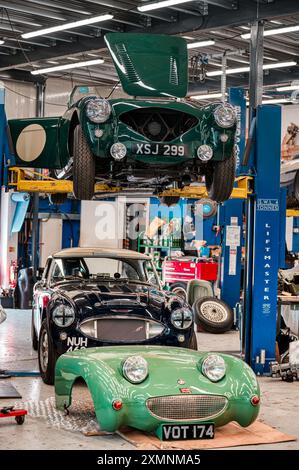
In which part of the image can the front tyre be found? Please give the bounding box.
[73,125,95,200]
[205,152,236,202]
[38,319,57,385]
[31,310,38,351]
[188,331,198,350]
[169,282,187,301]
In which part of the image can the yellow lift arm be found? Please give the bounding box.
[8,167,253,200]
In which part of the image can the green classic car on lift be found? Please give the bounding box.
[55,346,260,440]
[9,33,237,203]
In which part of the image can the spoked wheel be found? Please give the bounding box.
[193,297,234,333]
[205,152,236,202]
[38,320,57,385]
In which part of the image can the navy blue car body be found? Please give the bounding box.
[32,247,196,384]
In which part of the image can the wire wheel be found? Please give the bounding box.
[193,297,234,334]
[39,329,49,373]
[200,301,228,323]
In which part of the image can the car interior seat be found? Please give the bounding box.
[187,279,213,307]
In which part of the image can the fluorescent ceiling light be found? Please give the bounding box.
[207,61,297,77]
[0,40,4,45]
[241,24,299,39]
[187,40,215,49]
[276,84,299,92]
[262,98,291,104]
[182,36,194,40]
[246,98,291,105]
[138,0,193,12]
[191,93,223,100]
[31,58,104,75]
[22,14,113,39]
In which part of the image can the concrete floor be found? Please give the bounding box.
[0,309,298,450]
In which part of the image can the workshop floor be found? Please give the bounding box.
[0,309,298,450]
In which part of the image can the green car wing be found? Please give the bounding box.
[55,346,260,434]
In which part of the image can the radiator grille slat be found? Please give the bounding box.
[119,108,198,142]
[146,395,228,421]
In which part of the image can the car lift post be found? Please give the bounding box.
[31,82,45,279]
[219,88,246,317]
[242,21,282,374]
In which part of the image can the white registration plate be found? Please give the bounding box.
[132,143,187,157]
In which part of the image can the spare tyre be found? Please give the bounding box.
[193,297,233,333]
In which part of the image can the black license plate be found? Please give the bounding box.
[132,143,187,157]
[161,423,214,441]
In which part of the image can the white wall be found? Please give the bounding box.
[3,81,36,119]
[2,78,127,119]
[80,200,125,249]
[39,218,63,267]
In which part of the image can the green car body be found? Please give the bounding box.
[55,346,260,435]
[8,33,237,202]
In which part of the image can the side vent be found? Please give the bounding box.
[169,56,179,86]
[115,43,140,83]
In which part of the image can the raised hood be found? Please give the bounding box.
[104,33,188,98]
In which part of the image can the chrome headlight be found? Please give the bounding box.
[110,142,127,161]
[214,103,236,128]
[197,144,213,161]
[171,307,193,330]
[86,98,111,123]
[202,354,226,382]
[52,304,75,328]
[123,356,148,384]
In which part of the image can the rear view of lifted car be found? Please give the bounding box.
[9,34,237,203]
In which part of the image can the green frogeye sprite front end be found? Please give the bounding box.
[9,33,237,203]
[55,346,260,441]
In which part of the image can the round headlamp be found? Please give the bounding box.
[52,304,75,328]
[171,307,193,330]
[197,144,213,161]
[110,142,127,161]
[86,98,111,123]
[123,356,148,384]
[202,354,226,382]
[214,103,236,128]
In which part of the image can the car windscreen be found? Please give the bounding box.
[50,257,159,286]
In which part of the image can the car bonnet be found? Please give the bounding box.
[104,33,188,98]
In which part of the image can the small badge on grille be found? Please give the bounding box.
[180,388,192,393]
[177,379,185,385]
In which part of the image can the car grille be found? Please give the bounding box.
[119,108,198,142]
[146,395,228,421]
[79,316,165,343]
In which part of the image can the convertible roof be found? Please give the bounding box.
[52,247,150,260]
